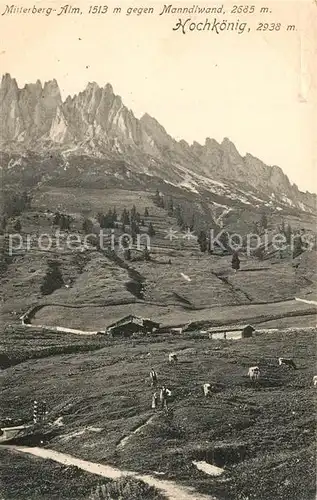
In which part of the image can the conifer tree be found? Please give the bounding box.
[148,222,156,237]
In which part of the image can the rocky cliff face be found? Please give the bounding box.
[0,73,315,213]
[0,74,62,143]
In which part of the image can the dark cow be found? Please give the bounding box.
[278,357,297,369]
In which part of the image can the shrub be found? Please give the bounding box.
[88,477,166,500]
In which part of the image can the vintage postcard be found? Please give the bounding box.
[0,1,316,499]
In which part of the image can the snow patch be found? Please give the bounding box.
[50,107,68,143]
[192,461,224,476]
[280,195,295,207]
[179,180,199,194]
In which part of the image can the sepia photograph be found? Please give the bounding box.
[0,1,316,499]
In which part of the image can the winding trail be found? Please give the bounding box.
[3,446,215,500]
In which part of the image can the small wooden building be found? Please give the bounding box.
[241,324,255,338]
[106,315,160,338]
[208,324,255,340]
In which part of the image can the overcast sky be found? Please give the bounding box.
[1,0,315,192]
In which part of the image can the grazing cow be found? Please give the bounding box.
[150,369,158,387]
[248,366,260,382]
[313,376,317,387]
[278,357,297,369]
[203,383,211,396]
[168,352,178,363]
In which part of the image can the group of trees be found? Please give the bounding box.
[197,229,231,254]
[82,218,94,234]
[2,190,31,218]
[0,234,13,274]
[280,220,293,244]
[95,206,154,237]
[40,260,64,295]
[0,190,31,234]
[154,189,196,232]
[121,205,146,228]
[52,212,72,231]
[1,218,22,234]
[252,213,269,235]
[97,209,118,229]
[124,245,151,262]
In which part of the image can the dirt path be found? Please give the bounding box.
[117,414,156,449]
[22,322,99,335]
[4,446,214,500]
[295,297,317,306]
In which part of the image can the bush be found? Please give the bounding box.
[88,477,166,500]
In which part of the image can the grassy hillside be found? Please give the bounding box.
[2,328,316,499]
[0,325,107,370]
[0,448,166,500]
[30,299,315,331]
[2,185,315,329]
[1,184,316,500]
[0,447,104,499]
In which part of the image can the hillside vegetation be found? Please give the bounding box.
[1,182,316,500]
[2,328,316,499]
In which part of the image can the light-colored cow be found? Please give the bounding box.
[203,383,211,396]
[168,352,178,363]
[248,366,260,382]
[313,376,317,387]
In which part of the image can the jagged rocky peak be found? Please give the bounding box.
[205,137,221,148]
[23,79,42,93]
[80,81,114,100]
[43,79,61,98]
[0,73,315,212]
[105,82,114,94]
[179,139,190,149]
[0,73,19,97]
[221,137,242,156]
[1,72,17,88]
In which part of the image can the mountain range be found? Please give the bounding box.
[0,73,315,214]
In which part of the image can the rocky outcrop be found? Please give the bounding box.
[0,74,62,143]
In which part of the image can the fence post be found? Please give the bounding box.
[33,400,48,424]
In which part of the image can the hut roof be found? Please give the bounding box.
[205,324,255,334]
[106,315,160,331]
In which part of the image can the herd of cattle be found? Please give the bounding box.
[149,353,317,404]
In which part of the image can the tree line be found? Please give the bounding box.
[82,206,156,239]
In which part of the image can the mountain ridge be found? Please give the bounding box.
[0,73,315,213]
